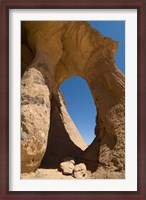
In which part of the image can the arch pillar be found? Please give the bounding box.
[84,61,125,171]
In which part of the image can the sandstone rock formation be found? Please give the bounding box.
[60,158,75,175]
[21,21,125,178]
[73,163,87,179]
[59,158,87,178]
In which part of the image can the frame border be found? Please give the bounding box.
[0,0,145,199]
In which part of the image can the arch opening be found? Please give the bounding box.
[59,76,96,145]
[41,76,98,171]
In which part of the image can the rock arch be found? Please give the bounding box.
[21,21,125,175]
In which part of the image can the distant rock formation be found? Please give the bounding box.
[21,21,125,178]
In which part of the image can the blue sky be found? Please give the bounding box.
[60,21,125,145]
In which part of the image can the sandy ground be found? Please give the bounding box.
[21,168,93,179]
[21,167,124,179]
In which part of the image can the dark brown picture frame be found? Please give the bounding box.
[0,0,145,199]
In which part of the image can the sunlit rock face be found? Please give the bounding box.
[21,21,125,176]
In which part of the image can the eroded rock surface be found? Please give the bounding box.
[73,163,87,179]
[60,159,75,175]
[21,68,51,172]
[21,21,125,176]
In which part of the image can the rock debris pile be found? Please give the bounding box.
[60,157,87,178]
